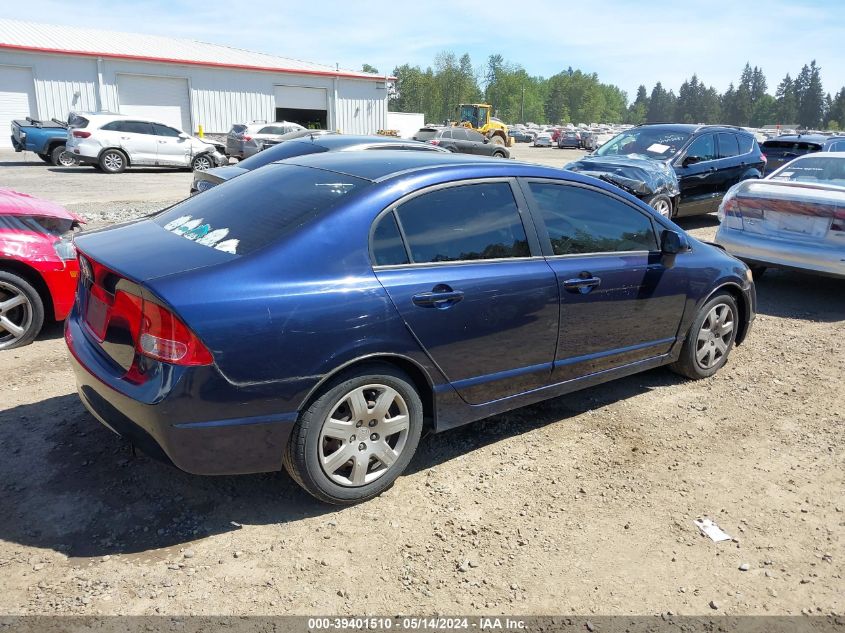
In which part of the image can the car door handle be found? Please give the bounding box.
[157,140,168,144]
[562,276,601,294]
[412,287,464,308]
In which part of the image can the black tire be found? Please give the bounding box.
[36,153,51,164]
[50,144,76,167]
[670,292,739,380]
[283,363,424,505]
[0,271,45,350]
[191,153,214,171]
[489,135,505,146]
[492,150,506,158]
[647,193,674,218]
[99,149,127,174]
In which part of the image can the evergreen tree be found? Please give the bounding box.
[775,74,798,124]
[626,85,649,124]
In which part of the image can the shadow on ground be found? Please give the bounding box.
[0,367,680,559]
[753,268,845,322]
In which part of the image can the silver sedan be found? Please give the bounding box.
[715,152,845,278]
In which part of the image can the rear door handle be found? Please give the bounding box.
[412,287,464,308]
[562,276,601,294]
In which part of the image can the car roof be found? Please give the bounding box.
[307,134,435,148]
[635,123,753,136]
[279,150,573,184]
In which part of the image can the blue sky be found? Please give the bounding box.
[5,0,845,101]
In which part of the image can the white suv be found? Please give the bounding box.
[66,113,227,173]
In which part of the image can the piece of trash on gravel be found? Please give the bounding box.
[694,518,732,542]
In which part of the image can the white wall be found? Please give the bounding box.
[386,111,424,138]
[0,49,388,135]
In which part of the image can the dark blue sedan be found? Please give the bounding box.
[66,151,756,504]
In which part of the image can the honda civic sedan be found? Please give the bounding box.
[66,151,755,504]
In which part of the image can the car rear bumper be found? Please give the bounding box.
[65,314,298,475]
[716,226,845,278]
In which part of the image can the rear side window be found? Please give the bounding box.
[371,212,409,266]
[528,182,658,255]
[467,130,486,142]
[738,134,754,154]
[717,133,739,158]
[154,164,370,255]
[115,121,153,135]
[451,128,468,141]
[237,140,328,170]
[395,182,529,263]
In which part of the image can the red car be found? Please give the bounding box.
[0,189,83,349]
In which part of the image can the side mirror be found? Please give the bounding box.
[482,137,489,144]
[178,132,190,139]
[682,155,702,167]
[660,229,687,255]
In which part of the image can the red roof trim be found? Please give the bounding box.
[0,43,397,81]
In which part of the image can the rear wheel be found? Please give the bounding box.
[99,149,127,174]
[489,135,505,146]
[284,364,423,504]
[647,193,673,218]
[670,292,738,380]
[0,271,44,350]
[50,144,77,167]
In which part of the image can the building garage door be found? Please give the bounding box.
[0,66,37,148]
[117,74,191,133]
[274,85,327,129]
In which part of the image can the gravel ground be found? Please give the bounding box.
[0,145,843,617]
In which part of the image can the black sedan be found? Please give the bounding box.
[413,127,510,158]
[190,135,447,194]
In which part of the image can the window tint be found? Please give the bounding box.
[152,124,181,137]
[371,211,409,266]
[440,129,453,140]
[685,134,716,161]
[467,129,486,142]
[154,164,370,256]
[258,126,276,134]
[528,183,658,255]
[737,134,754,154]
[717,133,739,158]
[122,121,153,135]
[100,121,123,132]
[396,183,529,263]
[828,141,845,152]
[451,128,468,141]
[413,129,438,142]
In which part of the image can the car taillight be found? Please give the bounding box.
[761,153,767,163]
[243,135,252,142]
[137,299,213,365]
[72,130,91,138]
[428,139,441,145]
[718,193,744,230]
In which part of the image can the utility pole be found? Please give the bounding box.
[521,82,526,123]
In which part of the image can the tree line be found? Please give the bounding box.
[377,54,845,130]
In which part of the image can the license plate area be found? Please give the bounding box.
[85,290,109,340]
[763,210,831,238]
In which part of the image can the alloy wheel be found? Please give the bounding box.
[318,384,410,487]
[0,281,33,349]
[57,151,77,167]
[695,303,735,370]
[193,155,212,171]
[652,198,672,218]
[103,152,123,171]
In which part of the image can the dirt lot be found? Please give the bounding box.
[0,146,843,617]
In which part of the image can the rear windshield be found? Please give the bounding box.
[67,113,89,129]
[153,164,370,255]
[414,129,439,141]
[237,140,329,170]
[762,140,822,152]
[229,124,248,135]
[769,156,845,187]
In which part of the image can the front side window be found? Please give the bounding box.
[685,134,716,162]
[595,128,691,159]
[467,130,486,143]
[717,133,739,158]
[528,182,658,256]
[395,182,530,263]
[152,124,181,137]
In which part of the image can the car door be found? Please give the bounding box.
[152,123,190,166]
[674,133,720,216]
[371,180,559,405]
[713,132,744,199]
[521,179,688,382]
[109,120,157,165]
[449,128,474,154]
[465,129,490,155]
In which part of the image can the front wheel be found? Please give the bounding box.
[647,193,673,218]
[0,271,45,350]
[670,292,739,380]
[284,364,423,504]
[191,154,214,171]
[492,150,506,158]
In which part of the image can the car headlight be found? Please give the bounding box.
[746,267,754,283]
[195,179,217,193]
[53,239,77,261]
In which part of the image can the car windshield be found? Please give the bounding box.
[154,164,371,255]
[769,156,845,187]
[595,128,691,159]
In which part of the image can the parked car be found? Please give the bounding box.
[760,134,845,174]
[413,127,510,158]
[257,128,335,150]
[10,117,77,166]
[190,134,448,194]
[557,131,581,149]
[533,133,553,148]
[715,152,845,278]
[580,131,598,151]
[66,151,755,504]
[66,113,227,174]
[1,189,83,349]
[225,121,305,159]
[565,124,766,218]
[509,129,533,143]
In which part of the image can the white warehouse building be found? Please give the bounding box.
[0,19,391,148]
